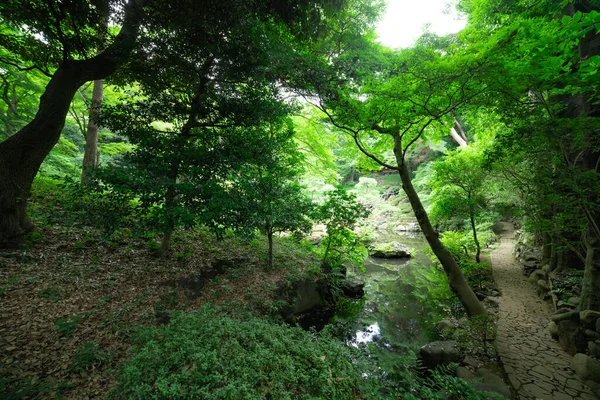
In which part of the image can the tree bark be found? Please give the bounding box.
[581,230,600,311]
[0,0,145,246]
[81,79,103,183]
[469,209,481,263]
[159,160,180,259]
[267,228,274,270]
[393,133,486,317]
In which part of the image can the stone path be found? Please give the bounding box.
[491,222,597,400]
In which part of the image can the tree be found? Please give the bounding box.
[430,148,489,263]
[301,29,488,315]
[232,131,313,269]
[0,0,350,246]
[313,188,369,272]
[457,0,600,310]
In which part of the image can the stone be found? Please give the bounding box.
[568,296,581,306]
[588,341,599,357]
[548,321,559,338]
[418,340,462,370]
[463,355,482,369]
[572,353,600,382]
[528,269,546,283]
[537,279,550,291]
[585,329,600,339]
[484,296,500,308]
[580,310,600,327]
[552,310,580,323]
[477,370,512,399]
[456,366,475,380]
[558,320,588,355]
[369,242,411,258]
[435,319,458,337]
[339,278,364,299]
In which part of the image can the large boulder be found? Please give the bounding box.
[369,242,411,258]
[418,340,462,370]
[339,278,365,299]
[475,368,511,399]
[548,321,559,338]
[552,309,580,323]
[572,353,600,382]
[558,320,588,355]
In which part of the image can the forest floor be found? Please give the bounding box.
[0,225,318,399]
[491,222,597,400]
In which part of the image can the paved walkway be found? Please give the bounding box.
[491,222,596,400]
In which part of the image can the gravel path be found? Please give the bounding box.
[491,222,596,400]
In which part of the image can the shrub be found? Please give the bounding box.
[110,305,376,399]
[69,342,114,372]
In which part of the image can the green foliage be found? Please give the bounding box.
[38,286,62,302]
[313,188,370,271]
[110,305,376,400]
[69,342,115,372]
[54,314,82,337]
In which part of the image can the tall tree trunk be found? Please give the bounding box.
[469,209,481,263]
[159,160,180,259]
[393,134,486,317]
[267,227,274,270]
[0,0,144,247]
[581,229,600,311]
[81,79,103,183]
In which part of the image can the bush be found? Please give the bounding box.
[69,342,114,372]
[110,305,376,399]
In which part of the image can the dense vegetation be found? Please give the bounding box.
[1,0,598,398]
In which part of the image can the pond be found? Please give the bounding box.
[341,229,453,359]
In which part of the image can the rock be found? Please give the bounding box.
[588,341,600,357]
[463,355,482,369]
[548,321,559,338]
[552,310,580,323]
[572,353,600,382]
[568,296,581,306]
[475,368,512,398]
[537,279,550,291]
[456,366,475,380]
[585,329,600,339]
[554,307,571,315]
[394,222,420,232]
[580,310,600,327]
[435,319,458,337]
[557,301,576,309]
[483,296,500,308]
[541,264,553,273]
[472,383,510,399]
[339,278,365,299]
[369,242,411,258]
[528,269,546,283]
[558,320,588,355]
[418,341,462,370]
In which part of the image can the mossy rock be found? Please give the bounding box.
[369,242,411,258]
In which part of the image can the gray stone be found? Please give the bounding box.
[463,355,482,369]
[568,296,581,306]
[339,278,364,299]
[585,329,600,339]
[456,366,475,380]
[369,242,411,258]
[548,321,559,338]
[418,340,462,370]
[435,319,458,337]
[572,353,600,382]
[558,320,588,355]
[588,341,599,357]
[537,279,550,291]
[528,269,546,283]
[580,310,600,327]
[552,310,581,323]
[484,296,500,308]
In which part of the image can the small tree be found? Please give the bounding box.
[430,148,489,263]
[313,188,370,272]
[232,132,313,269]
